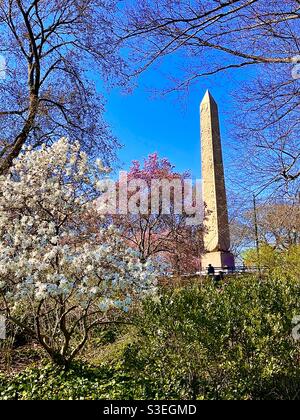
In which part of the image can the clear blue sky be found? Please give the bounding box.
[102,58,256,184]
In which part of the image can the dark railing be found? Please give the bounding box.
[202,266,260,274]
[165,267,266,278]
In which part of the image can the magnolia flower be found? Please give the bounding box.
[90,286,100,295]
[35,283,48,301]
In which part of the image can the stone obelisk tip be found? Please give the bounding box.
[201,90,217,107]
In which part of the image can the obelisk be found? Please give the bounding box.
[200,91,235,269]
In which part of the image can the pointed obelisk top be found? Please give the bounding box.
[200,89,218,108]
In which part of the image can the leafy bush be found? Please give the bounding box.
[123,276,300,400]
[243,245,300,280]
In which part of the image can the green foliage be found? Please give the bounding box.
[243,245,300,280]
[123,276,300,400]
[0,362,136,400]
[1,276,300,400]
[272,246,300,280]
[243,244,279,268]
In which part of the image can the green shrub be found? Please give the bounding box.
[243,245,300,281]
[123,276,300,400]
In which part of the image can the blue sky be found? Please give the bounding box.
[102,58,256,184]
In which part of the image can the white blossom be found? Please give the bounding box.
[0,138,158,353]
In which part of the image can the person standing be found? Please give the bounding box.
[207,264,215,276]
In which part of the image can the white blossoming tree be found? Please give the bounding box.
[0,138,156,367]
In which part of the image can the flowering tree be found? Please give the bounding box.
[0,138,156,367]
[113,154,204,274]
